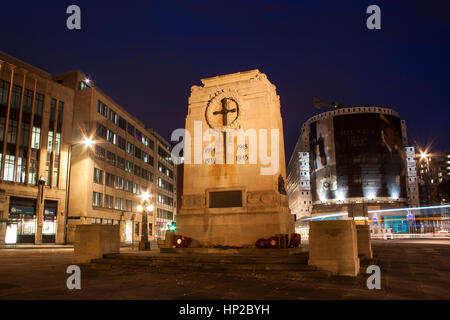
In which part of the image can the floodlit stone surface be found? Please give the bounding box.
[177,70,294,247]
[73,224,120,264]
[308,220,360,276]
[356,224,373,259]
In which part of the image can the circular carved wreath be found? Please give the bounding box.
[205,89,245,132]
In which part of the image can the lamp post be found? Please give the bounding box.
[138,191,154,251]
[35,175,46,244]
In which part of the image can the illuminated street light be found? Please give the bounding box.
[138,190,152,251]
[420,152,429,160]
[82,136,95,148]
[140,191,150,202]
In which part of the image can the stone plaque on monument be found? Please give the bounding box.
[176,69,294,247]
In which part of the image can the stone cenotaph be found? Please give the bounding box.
[176,69,294,247]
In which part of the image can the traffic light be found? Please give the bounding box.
[169,221,176,231]
[332,102,344,109]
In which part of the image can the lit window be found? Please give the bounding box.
[31,127,41,149]
[93,192,103,207]
[3,154,15,181]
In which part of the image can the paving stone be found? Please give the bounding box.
[0,240,449,299]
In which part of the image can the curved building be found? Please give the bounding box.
[288,106,413,221]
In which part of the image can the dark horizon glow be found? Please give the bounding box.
[1,0,449,159]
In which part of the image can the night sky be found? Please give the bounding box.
[1,0,449,159]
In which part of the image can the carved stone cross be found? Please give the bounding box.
[213,98,237,126]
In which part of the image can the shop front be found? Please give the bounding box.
[5,197,58,244]
[7,197,36,244]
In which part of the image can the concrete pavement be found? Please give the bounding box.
[0,240,448,299]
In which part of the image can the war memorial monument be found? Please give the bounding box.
[74,70,368,277]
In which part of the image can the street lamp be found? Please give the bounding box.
[82,136,95,148]
[138,191,153,251]
[38,175,46,203]
[35,175,46,244]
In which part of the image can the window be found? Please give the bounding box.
[134,165,141,177]
[127,123,135,136]
[0,117,5,143]
[104,195,114,209]
[93,168,104,184]
[124,200,132,211]
[149,139,154,150]
[107,129,116,144]
[158,146,172,164]
[117,136,126,150]
[34,93,44,116]
[117,156,125,170]
[125,160,133,173]
[80,81,91,90]
[115,176,124,190]
[0,80,10,106]
[52,158,60,187]
[3,155,15,181]
[23,89,33,113]
[31,127,41,149]
[135,129,142,142]
[142,168,148,180]
[135,147,142,159]
[106,151,116,166]
[118,116,126,131]
[16,157,26,183]
[157,208,174,220]
[93,192,103,207]
[133,183,141,195]
[7,120,18,144]
[109,109,118,124]
[115,197,124,210]
[105,172,115,187]
[142,151,148,162]
[29,157,38,185]
[148,155,154,166]
[158,162,174,178]
[142,135,149,147]
[10,85,22,110]
[55,133,61,155]
[125,180,133,192]
[95,145,105,161]
[158,194,173,206]
[158,177,174,192]
[47,131,54,153]
[97,100,108,117]
[96,123,107,139]
[126,142,134,155]
[57,101,64,133]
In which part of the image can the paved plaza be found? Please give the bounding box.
[0,240,449,300]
